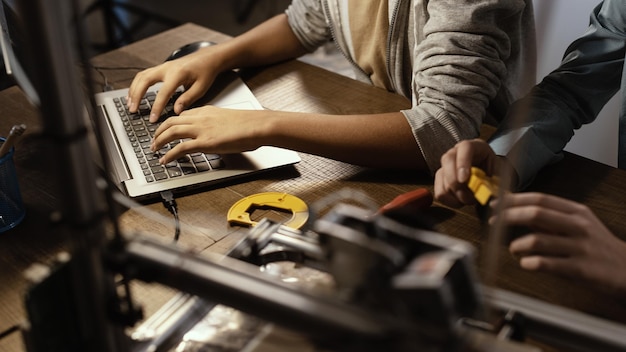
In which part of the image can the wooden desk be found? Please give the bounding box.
[1,23,626,351]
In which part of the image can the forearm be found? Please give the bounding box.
[489,1,626,189]
[407,0,533,172]
[259,110,427,169]
[212,14,308,72]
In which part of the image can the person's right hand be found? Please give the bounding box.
[127,45,222,123]
[493,192,626,295]
[434,138,502,208]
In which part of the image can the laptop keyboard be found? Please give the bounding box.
[113,91,225,183]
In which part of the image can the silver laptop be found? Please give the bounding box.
[93,73,300,200]
[1,2,300,201]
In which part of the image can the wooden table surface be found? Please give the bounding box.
[1,23,626,352]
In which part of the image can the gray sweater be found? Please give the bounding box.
[286,0,536,173]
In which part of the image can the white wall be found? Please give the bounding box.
[533,0,621,167]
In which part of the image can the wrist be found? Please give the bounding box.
[210,45,234,72]
[251,110,281,146]
[496,156,520,191]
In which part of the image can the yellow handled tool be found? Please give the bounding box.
[227,192,309,229]
[467,167,501,206]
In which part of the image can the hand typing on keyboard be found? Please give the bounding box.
[127,44,221,123]
[149,104,268,165]
[117,91,226,183]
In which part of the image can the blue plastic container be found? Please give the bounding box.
[0,137,25,233]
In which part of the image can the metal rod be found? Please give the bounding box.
[118,236,454,349]
[18,0,127,350]
[483,286,626,352]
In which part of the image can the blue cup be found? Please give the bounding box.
[0,137,25,233]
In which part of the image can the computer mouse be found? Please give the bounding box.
[165,41,216,61]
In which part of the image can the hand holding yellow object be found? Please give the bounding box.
[467,167,501,206]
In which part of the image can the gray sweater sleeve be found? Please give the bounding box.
[405,0,532,173]
[285,0,332,53]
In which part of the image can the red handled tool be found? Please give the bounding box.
[377,188,433,215]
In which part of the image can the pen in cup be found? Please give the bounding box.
[0,124,27,157]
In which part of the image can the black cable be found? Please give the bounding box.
[160,190,180,242]
[0,324,21,341]
[91,64,147,71]
[79,63,147,92]
[90,65,147,92]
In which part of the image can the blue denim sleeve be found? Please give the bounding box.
[489,0,626,189]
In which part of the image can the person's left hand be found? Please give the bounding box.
[491,192,626,295]
[434,139,503,208]
[150,105,268,164]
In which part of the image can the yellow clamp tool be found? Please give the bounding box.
[467,167,501,206]
[227,192,309,229]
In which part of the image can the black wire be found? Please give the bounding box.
[88,65,148,91]
[0,324,20,341]
[91,65,147,71]
[77,63,146,91]
[160,190,180,242]
[172,205,181,242]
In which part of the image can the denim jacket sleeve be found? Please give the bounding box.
[489,0,626,190]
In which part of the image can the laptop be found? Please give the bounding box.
[1,2,300,201]
[93,73,301,201]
